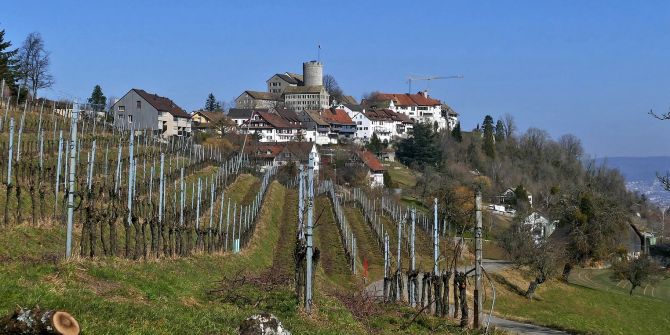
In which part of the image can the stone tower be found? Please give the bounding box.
[303,61,323,87]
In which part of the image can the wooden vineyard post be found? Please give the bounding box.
[65,103,79,259]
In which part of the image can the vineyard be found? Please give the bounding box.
[0,99,493,333]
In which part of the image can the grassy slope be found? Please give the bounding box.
[490,268,670,334]
[0,182,374,334]
[570,267,670,302]
[344,206,384,280]
[313,196,354,289]
[385,161,417,189]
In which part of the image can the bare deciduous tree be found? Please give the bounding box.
[323,74,343,103]
[503,113,516,139]
[17,32,53,98]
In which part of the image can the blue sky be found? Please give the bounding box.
[2,0,669,157]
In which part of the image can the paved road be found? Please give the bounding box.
[366,259,570,335]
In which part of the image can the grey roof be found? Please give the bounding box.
[270,72,304,86]
[344,103,363,112]
[244,91,282,101]
[132,89,191,119]
[228,108,267,119]
[340,95,358,105]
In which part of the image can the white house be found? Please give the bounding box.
[523,212,556,243]
[364,91,447,130]
[240,110,303,142]
[353,150,385,188]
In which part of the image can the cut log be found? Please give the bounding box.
[0,307,80,335]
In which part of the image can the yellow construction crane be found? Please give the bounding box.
[407,75,463,93]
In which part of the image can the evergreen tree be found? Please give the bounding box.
[205,93,219,111]
[88,85,106,111]
[396,122,441,168]
[451,121,462,142]
[366,132,383,155]
[495,119,506,142]
[482,115,495,159]
[0,29,18,99]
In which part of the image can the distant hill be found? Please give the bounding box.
[596,156,670,207]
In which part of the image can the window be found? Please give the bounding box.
[136,100,141,109]
[118,105,125,112]
[127,115,133,123]
[173,116,178,122]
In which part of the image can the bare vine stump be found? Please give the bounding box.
[433,274,442,316]
[0,307,80,335]
[456,271,468,327]
[441,271,451,317]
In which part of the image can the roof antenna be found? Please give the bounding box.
[317,44,321,62]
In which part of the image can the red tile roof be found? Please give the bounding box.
[364,109,414,124]
[371,92,441,107]
[247,143,285,159]
[133,89,191,118]
[320,108,355,125]
[356,150,385,172]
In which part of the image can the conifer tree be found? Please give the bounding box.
[0,29,18,98]
[88,85,106,111]
[367,132,383,155]
[205,93,219,111]
[451,121,462,142]
[482,115,495,159]
[495,119,506,142]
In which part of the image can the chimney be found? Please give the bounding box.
[419,90,428,98]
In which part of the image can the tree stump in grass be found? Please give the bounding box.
[0,307,80,334]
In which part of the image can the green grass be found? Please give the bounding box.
[0,182,483,334]
[385,161,417,189]
[490,268,670,334]
[570,267,670,302]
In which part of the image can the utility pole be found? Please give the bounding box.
[65,102,80,259]
[305,153,315,313]
[474,190,483,328]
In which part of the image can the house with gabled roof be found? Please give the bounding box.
[351,149,386,188]
[111,88,191,137]
[319,107,356,140]
[246,141,320,173]
[228,108,262,126]
[240,110,305,143]
[298,110,332,145]
[235,90,282,109]
[363,90,448,130]
[267,72,304,93]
